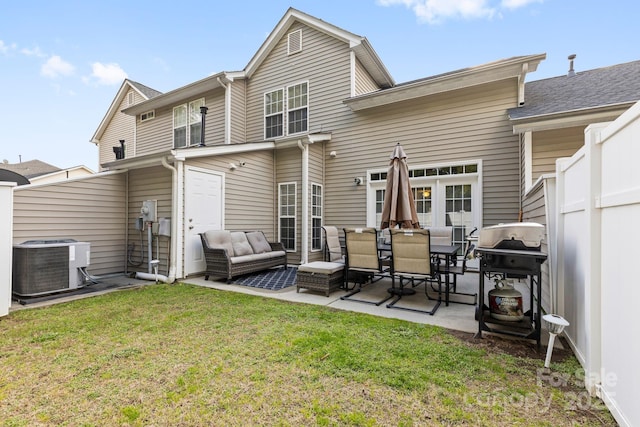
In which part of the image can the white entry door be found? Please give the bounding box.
[185,167,223,275]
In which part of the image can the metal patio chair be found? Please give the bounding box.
[340,227,392,305]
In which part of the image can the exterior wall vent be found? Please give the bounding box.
[127,91,134,106]
[288,29,302,55]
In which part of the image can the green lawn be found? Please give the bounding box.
[0,284,615,426]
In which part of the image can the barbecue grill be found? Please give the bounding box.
[474,222,548,347]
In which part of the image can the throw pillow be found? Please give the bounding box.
[246,231,272,254]
[231,232,254,256]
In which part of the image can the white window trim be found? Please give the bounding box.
[263,81,309,140]
[173,98,205,148]
[278,182,297,252]
[311,183,323,252]
[140,110,155,122]
[366,159,483,230]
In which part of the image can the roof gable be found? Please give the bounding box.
[245,7,394,88]
[90,79,162,143]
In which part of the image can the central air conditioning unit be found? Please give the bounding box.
[12,239,91,297]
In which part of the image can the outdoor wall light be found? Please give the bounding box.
[543,314,569,368]
[329,151,337,158]
[354,177,363,185]
[229,163,237,170]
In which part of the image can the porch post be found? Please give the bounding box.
[299,139,310,264]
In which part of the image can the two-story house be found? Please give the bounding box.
[88,7,638,285]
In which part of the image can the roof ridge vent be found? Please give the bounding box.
[567,54,576,77]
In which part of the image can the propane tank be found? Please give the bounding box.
[488,279,523,321]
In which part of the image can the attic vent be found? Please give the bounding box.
[287,29,302,55]
[127,91,134,106]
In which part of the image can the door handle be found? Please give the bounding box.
[189,226,194,230]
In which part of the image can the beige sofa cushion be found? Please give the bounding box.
[246,231,272,254]
[204,230,234,257]
[231,232,254,256]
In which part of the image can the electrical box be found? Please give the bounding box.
[140,200,157,222]
[158,218,171,237]
[134,217,144,231]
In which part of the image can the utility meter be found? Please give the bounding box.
[140,200,157,222]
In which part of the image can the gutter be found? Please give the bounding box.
[160,156,180,283]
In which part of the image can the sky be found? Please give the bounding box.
[1,0,639,172]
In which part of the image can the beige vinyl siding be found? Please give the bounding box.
[126,167,172,275]
[355,58,380,95]
[13,172,127,275]
[532,126,584,181]
[187,150,276,239]
[275,147,302,264]
[245,22,352,141]
[324,79,522,228]
[522,182,551,312]
[229,79,247,143]
[135,89,227,156]
[98,95,136,169]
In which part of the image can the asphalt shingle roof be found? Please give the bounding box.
[0,160,60,178]
[128,80,162,99]
[509,60,640,120]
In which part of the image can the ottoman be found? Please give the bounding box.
[296,261,344,296]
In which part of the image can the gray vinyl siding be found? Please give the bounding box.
[13,172,127,275]
[324,79,523,228]
[522,182,551,313]
[186,150,276,239]
[98,95,136,169]
[275,147,302,264]
[135,89,227,156]
[126,166,172,275]
[229,79,247,143]
[355,58,380,95]
[245,22,352,141]
[532,126,584,181]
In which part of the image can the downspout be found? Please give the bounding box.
[216,77,230,144]
[161,156,179,283]
[298,139,309,264]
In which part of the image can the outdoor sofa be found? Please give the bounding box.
[199,230,287,283]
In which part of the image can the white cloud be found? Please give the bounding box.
[41,55,75,78]
[501,0,542,9]
[21,46,47,58]
[378,0,541,23]
[0,40,16,55]
[87,62,128,85]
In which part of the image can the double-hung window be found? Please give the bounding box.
[311,183,322,251]
[173,98,205,148]
[279,182,296,251]
[264,82,308,139]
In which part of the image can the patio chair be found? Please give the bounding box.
[387,228,442,315]
[426,226,454,265]
[322,226,344,263]
[340,227,392,305]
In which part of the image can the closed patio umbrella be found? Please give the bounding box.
[380,143,420,229]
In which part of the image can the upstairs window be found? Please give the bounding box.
[265,89,284,139]
[264,82,308,139]
[288,82,308,135]
[173,98,205,148]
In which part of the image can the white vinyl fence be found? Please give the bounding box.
[556,101,640,427]
[0,182,15,317]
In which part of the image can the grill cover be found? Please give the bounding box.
[478,222,544,250]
